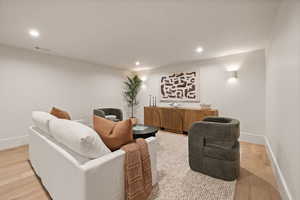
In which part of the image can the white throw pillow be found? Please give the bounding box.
[49,119,111,159]
[32,111,57,134]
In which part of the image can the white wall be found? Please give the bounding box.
[266,1,300,199]
[0,44,125,150]
[136,50,266,136]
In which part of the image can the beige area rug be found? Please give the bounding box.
[149,131,236,200]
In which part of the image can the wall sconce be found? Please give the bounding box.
[140,76,147,82]
[226,64,239,83]
[141,84,146,89]
[140,76,147,89]
[228,70,238,79]
[227,70,238,83]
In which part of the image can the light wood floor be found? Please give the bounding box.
[234,142,281,200]
[0,142,281,200]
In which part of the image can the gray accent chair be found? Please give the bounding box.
[188,117,240,181]
[93,108,123,122]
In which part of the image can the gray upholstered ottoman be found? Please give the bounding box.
[188,117,240,181]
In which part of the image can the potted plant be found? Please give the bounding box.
[123,74,142,125]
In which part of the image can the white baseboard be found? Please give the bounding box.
[0,135,29,151]
[239,131,266,145]
[265,137,293,200]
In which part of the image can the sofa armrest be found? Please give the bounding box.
[81,137,156,170]
[80,137,157,200]
[81,150,125,200]
[73,119,85,123]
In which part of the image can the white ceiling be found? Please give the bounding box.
[0,0,280,70]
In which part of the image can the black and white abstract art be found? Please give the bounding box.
[160,72,200,102]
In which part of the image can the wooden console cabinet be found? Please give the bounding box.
[144,106,218,133]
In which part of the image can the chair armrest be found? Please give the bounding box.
[189,121,239,140]
[107,109,123,121]
[93,109,105,118]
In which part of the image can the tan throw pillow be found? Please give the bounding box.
[50,107,71,120]
[93,115,133,151]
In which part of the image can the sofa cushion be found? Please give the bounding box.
[50,107,71,120]
[93,116,133,151]
[32,111,57,134]
[49,119,111,159]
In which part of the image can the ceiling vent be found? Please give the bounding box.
[34,46,51,52]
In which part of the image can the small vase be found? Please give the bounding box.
[152,96,155,107]
[149,95,152,107]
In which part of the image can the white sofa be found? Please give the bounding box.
[29,126,158,200]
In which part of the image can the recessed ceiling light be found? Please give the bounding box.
[196,46,204,53]
[29,29,40,38]
[135,61,140,66]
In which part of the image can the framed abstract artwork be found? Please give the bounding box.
[160,71,200,102]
